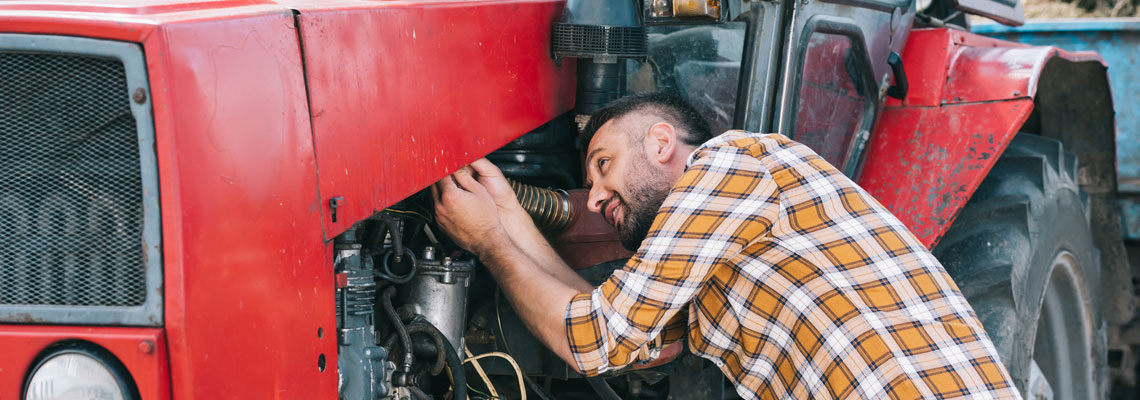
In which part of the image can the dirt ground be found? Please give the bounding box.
[1022,0,1140,17]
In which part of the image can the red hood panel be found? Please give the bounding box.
[295,0,576,238]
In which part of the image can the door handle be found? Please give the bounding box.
[887,51,908,100]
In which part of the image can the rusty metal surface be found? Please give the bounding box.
[857,28,1104,247]
[551,189,633,269]
[0,325,170,399]
[292,0,577,239]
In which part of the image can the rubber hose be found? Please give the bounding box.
[378,249,417,284]
[406,323,448,376]
[377,214,404,262]
[382,286,414,372]
[409,321,468,400]
[508,178,575,233]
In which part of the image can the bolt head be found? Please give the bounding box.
[138,339,155,354]
[132,88,147,104]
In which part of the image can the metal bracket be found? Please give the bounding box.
[329,196,345,222]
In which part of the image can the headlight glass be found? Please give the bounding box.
[24,352,126,400]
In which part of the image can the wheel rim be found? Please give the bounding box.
[1032,251,1096,400]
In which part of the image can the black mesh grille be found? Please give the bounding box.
[552,24,647,59]
[0,52,146,307]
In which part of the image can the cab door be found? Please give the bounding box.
[769,0,914,176]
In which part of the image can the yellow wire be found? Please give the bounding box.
[383,207,432,222]
[463,351,527,400]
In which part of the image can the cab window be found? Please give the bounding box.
[626,23,747,135]
[792,32,870,170]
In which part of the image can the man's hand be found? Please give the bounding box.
[434,160,597,372]
[465,159,537,234]
[466,159,520,212]
[432,167,509,256]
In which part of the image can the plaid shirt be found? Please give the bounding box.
[565,131,1020,399]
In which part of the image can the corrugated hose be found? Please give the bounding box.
[507,178,575,233]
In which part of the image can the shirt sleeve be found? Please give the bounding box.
[564,138,779,375]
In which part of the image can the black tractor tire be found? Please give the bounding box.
[933,134,1107,399]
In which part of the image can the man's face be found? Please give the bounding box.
[585,117,674,251]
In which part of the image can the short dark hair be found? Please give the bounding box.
[580,92,713,149]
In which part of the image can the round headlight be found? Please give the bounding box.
[24,346,133,400]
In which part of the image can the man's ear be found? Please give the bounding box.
[645,122,677,164]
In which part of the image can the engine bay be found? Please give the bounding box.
[330,115,725,400]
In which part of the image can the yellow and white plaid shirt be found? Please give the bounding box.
[565,131,1020,399]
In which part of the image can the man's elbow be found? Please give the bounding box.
[550,340,610,377]
[548,333,592,375]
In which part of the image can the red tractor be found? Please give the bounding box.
[0,0,1129,399]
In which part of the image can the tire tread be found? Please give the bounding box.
[933,133,1101,396]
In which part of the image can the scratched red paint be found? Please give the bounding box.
[0,1,573,399]
[0,5,1110,400]
[0,3,332,400]
[861,100,1031,244]
[157,13,337,400]
[294,0,577,238]
[859,28,1105,247]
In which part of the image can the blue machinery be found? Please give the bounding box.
[976,19,1140,240]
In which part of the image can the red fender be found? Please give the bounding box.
[856,28,1106,247]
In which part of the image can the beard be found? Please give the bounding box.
[615,151,673,251]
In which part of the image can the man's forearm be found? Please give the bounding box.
[477,240,584,370]
[502,209,594,293]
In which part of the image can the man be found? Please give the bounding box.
[432,92,1020,399]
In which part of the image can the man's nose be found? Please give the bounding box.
[587,185,608,214]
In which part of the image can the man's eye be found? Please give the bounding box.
[597,158,609,170]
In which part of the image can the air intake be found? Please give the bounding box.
[551,24,647,60]
[0,35,162,326]
[550,0,648,124]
